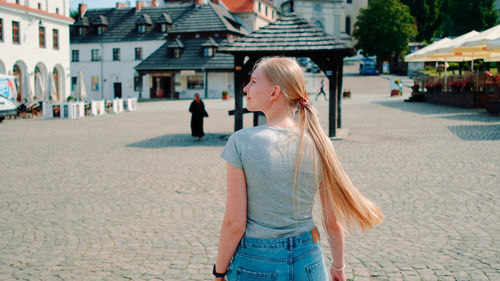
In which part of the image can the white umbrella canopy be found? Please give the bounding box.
[485,37,500,51]
[25,75,33,103]
[429,31,480,61]
[76,71,87,101]
[455,24,500,53]
[404,38,453,62]
[49,74,58,101]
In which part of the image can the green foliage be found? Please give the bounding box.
[70,9,79,19]
[400,0,446,42]
[437,0,498,37]
[353,0,417,63]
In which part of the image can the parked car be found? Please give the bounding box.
[0,75,18,123]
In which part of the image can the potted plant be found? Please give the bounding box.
[342,89,351,98]
[222,90,230,100]
[433,81,442,92]
[411,82,419,93]
[425,83,433,93]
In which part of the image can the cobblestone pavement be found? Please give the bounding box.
[0,65,499,280]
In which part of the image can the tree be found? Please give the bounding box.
[400,0,446,42]
[437,0,498,37]
[353,0,417,66]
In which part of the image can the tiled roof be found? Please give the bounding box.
[71,2,246,44]
[219,13,355,55]
[167,39,184,48]
[95,15,109,25]
[201,37,219,47]
[168,3,247,34]
[136,14,153,25]
[135,38,233,71]
[73,16,89,27]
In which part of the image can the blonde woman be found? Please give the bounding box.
[213,57,383,281]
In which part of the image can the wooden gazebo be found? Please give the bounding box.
[219,13,355,137]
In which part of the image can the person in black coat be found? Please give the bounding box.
[189,93,208,141]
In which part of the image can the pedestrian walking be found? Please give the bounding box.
[315,79,327,101]
[213,57,384,281]
[189,93,208,141]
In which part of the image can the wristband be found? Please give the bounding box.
[330,260,345,271]
[213,264,227,278]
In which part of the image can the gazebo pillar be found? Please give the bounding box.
[234,55,244,131]
[336,58,343,129]
[328,61,339,138]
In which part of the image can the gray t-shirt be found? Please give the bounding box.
[221,125,320,238]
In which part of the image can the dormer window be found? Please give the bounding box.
[167,39,184,58]
[94,15,109,35]
[73,16,89,36]
[201,37,218,58]
[157,13,172,33]
[136,14,153,33]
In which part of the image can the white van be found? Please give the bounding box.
[0,75,18,123]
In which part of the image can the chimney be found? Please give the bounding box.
[211,0,219,4]
[116,2,126,8]
[136,1,144,11]
[78,3,87,18]
[150,0,158,7]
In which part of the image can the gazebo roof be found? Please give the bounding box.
[219,13,355,56]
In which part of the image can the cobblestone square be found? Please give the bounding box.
[1,67,499,280]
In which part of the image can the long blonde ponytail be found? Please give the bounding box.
[256,56,384,232]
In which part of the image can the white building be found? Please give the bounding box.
[219,0,277,31]
[278,0,368,47]
[0,0,73,102]
[71,1,247,100]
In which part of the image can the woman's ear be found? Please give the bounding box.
[269,85,281,102]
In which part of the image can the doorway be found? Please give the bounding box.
[114,82,122,98]
[150,76,172,98]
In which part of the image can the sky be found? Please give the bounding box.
[70,0,135,11]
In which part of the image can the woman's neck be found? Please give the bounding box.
[264,102,295,129]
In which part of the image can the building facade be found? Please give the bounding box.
[220,0,277,31]
[278,0,368,47]
[71,0,247,100]
[0,0,73,102]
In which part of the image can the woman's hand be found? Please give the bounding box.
[330,267,346,281]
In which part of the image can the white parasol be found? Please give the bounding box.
[76,71,87,101]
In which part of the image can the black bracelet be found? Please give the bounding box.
[213,264,227,278]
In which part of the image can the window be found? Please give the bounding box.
[53,29,59,49]
[187,76,203,89]
[12,21,20,44]
[134,76,142,92]
[258,2,261,12]
[161,24,167,32]
[38,3,41,9]
[97,26,102,35]
[112,48,120,61]
[170,48,182,58]
[265,6,268,16]
[347,0,352,3]
[91,49,100,61]
[0,19,3,42]
[39,26,45,48]
[91,76,99,91]
[71,76,77,91]
[203,47,214,57]
[345,17,351,35]
[135,47,143,60]
[272,10,274,19]
[137,25,149,33]
[15,0,20,4]
[56,8,59,14]
[72,50,79,62]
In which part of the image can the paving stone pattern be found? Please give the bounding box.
[0,67,499,280]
